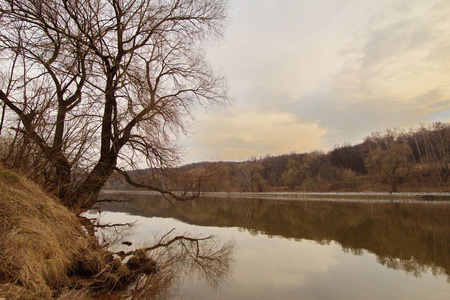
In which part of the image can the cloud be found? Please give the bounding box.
[186,110,326,162]
[184,0,450,162]
[208,0,355,104]
[294,0,450,147]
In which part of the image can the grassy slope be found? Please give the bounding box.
[0,166,106,299]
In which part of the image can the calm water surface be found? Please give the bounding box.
[91,193,450,299]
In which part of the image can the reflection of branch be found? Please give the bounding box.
[113,167,201,201]
[123,231,234,298]
[118,230,213,259]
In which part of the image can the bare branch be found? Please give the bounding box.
[113,167,201,202]
[0,0,228,210]
[93,222,136,228]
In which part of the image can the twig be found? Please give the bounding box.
[96,198,132,203]
[94,221,136,228]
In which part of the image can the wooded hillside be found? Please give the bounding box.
[103,122,450,193]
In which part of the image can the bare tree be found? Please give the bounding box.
[364,143,412,192]
[0,0,228,210]
[236,158,266,192]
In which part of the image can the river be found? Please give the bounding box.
[87,192,450,299]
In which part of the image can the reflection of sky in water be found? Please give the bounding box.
[86,211,450,300]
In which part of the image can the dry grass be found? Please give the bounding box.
[0,165,107,299]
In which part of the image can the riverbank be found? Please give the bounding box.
[101,190,450,202]
[201,191,450,202]
[0,166,155,299]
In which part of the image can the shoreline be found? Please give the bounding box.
[101,190,450,203]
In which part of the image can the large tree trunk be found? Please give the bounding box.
[73,151,118,211]
[54,156,72,203]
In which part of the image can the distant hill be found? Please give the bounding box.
[104,122,450,193]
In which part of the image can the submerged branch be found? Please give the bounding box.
[96,198,133,204]
[93,222,136,228]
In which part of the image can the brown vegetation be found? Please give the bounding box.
[0,165,155,298]
[0,165,105,298]
[0,0,228,211]
[105,122,449,193]
[0,165,233,299]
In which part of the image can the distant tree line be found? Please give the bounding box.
[103,122,450,193]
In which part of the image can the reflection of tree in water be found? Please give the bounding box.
[376,256,442,279]
[342,247,363,256]
[92,223,234,299]
[99,193,449,280]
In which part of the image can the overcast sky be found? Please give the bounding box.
[182,0,450,163]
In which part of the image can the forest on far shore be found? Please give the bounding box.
[104,122,450,193]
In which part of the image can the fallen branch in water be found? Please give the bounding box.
[96,198,132,204]
[93,221,136,228]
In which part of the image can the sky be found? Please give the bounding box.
[182,0,450,163]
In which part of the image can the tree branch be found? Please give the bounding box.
[113,167,201,202]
